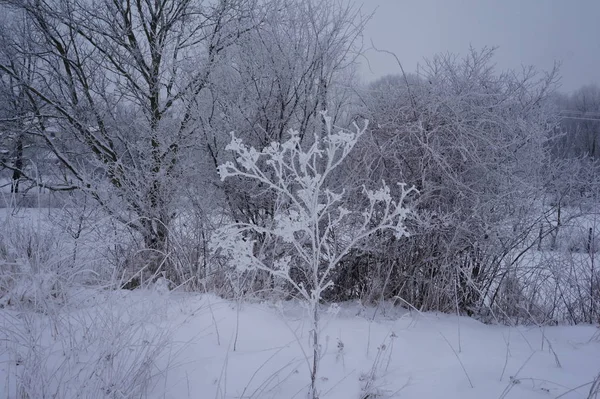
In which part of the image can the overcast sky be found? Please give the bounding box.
[360,0,600,93]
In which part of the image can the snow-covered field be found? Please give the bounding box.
[1,288,599,399]
[1,208,599,398]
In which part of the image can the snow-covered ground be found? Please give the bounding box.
[1,288,599,398]
[1,208,599,398]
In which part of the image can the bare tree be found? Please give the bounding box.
[0,13,45,196]
[347,47,561,316]
[558,84,600,160]
[0,0,261,278]
[213,114,414,398]
[193,0,368,292]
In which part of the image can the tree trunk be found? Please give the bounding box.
[139,204,171,283]
[10,134,24,194]
[310,300,320,399]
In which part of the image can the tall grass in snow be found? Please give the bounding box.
[0,204,179,398]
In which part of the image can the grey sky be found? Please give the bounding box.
[360,0,600,93]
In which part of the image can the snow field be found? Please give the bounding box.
[4,288,597,398]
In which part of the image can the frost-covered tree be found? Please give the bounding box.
[558,84,600,160]
[0,0,261,277]
[349,47,561,315]
[212,113,414,398]
[198,0,368,238]
[0,14,45,196]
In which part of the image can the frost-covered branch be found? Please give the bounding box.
[211,112,415,399]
